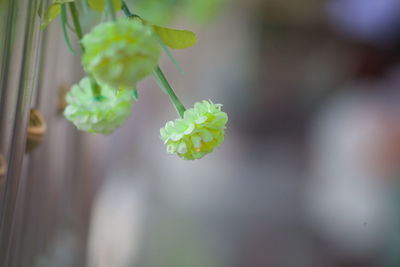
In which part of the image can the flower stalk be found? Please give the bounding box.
[121,1,139,18]
[119,1,186,118]
[69,2,102,98]
[106,0,117,21]
[154,66,186,118]
[68,2,84,51]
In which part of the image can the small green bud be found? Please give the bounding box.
[160,100,228,160]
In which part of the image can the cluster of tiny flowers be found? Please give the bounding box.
[160,100,228,160]
[64,77,134,135]
[82,19,161,89]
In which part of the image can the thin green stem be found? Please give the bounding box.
[121,1,139,18]
[68,2,84,52]
[60,5,76,55]
[101,10,108,22]
[121,1,186,117]
[69,2,102,98]
[153,33,183,73]
[66,21,76,33]
[154,66,186,118]
[151,71,167,95]
[81,0,89,14]
[106,0,117,21]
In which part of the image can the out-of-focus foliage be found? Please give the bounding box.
[151,24,198,49]
[128,0,227,25]
[88,0,121,12]
[40,0,122,30]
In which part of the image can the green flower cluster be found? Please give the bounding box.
[64,77,134,135]
[82,19,161,89]
[160,100,228,160]
[39,0,230,160]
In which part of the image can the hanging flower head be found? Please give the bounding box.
[81,19,161,89]
[64,77,134,135]
[160,100,228,160]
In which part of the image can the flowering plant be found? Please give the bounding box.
[40,0,228,160]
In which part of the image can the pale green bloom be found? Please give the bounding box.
[82,19,160,89]
[160,100,228,160]
[64,77,134,135]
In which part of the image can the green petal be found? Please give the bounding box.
[177,142,188,154]
[167,144,176,154]
[199,129,213,142]
[191,135,202,149]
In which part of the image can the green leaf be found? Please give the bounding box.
[40,0,75,30]
[41,3,61,30]
[87,0,121,12]
[152,25,198,49]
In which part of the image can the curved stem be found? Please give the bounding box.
[154,66,186,118]
[121,1,139,18]
[60,5,76,55]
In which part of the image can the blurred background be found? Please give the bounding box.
[2,0,400,266]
